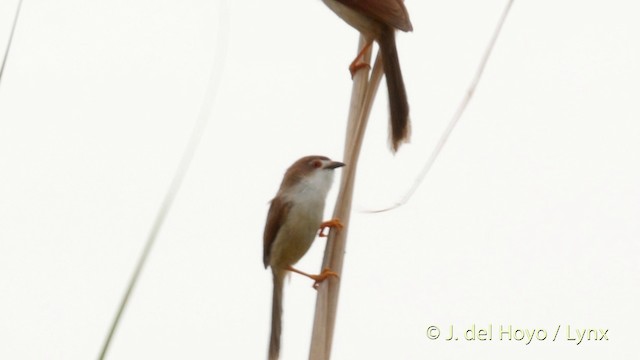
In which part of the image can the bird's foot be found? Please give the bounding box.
[349,41,373,78]
[318,218,344,237]
[310,268,339,289]
[285,266,339,289]
[349,61,371,78]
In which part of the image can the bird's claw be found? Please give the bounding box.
[311,268,339,289]
[318,218,344,237]
[348,40,373,79]
[349,62,371,78]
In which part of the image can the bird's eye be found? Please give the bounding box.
[312,160,322,168]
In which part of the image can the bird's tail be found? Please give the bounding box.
[380,25,411,152]
[268,269,285,360]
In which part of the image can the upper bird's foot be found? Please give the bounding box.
[349,41,373,79]
[349,61,371,78]
[318,218,344,237]
[311,268,339,289]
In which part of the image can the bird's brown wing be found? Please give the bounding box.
[263,197,292,268]
[335,0,413,32]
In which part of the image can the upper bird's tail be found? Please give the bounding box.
[380,25,411,152]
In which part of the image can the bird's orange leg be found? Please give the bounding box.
[349,41,373,78]
[286,266,339,289]
[318,218,344,237]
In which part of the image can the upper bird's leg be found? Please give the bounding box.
[349,40,374,78]
[286,266,339,289]
[318,218,344,237]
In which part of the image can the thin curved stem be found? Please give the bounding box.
[0,0,24,89]
[373,0,515,213]
[97,2,230,358]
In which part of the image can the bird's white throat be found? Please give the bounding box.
[287,169,334,205]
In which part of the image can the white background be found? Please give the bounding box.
[1,0,638,359]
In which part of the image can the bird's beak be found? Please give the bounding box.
[325,161,345,170]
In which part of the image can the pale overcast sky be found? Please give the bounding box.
[0,1,638,359]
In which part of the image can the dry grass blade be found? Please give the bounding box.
[309,36,384,360]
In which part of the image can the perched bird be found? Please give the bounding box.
[263,155,345,360]
[321,0,413,152]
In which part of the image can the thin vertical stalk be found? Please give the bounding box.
[309,37,383,360]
